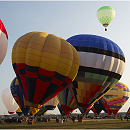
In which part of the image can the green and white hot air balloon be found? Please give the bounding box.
[97,6,115,31]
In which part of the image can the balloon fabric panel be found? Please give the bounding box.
[12,32,79,108]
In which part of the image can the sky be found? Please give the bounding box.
[0,1,130,115]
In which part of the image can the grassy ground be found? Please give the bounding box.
[0,119,130,129]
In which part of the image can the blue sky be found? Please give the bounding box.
[0,1,130,115]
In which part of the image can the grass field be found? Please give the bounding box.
[0,119,130,129]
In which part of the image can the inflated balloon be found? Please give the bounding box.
[103,82,130,115]
[97,6,115,31]
[0,19,8,64]
[67,34,125,111]
[12,31,79,108]
[10,77,30,116]
[58,86,78,115]
[1,88,19,114]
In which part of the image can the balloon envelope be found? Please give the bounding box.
[0,19,8,64]
[12,31,79,108]
[10,77,30,116]
[1,88,19,114]
[97,6,115,28]
[58,86,78,115]
[67,34,125,111]
[103,82,130,115]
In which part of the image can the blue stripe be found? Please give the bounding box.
[66,34,124,56]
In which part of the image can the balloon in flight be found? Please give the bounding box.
[97,6,115,31]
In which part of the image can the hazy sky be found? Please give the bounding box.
[0,1,130,115]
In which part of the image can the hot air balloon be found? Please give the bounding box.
[1,88,19,114]
[67,34,125,112]
[12,31,79,108]
[10,77,30,116]
[97,6,115,31]
[103,82,130,115]
[58,86,78,115]
[0,19,8,64]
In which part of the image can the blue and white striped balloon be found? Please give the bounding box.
[67,34,125,110]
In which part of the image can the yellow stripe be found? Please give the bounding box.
[41,52,60,61]
[27,42,43,51]
[56,67,70,76]
[57,62,72,71]
[42,46,60,56]
[15,52,26,58]
[26,59,40,67]
[59,58,72,65]
[39,63,57,71]
[40,57,59,67]
[60,52,73,60]
[27,48,42,56]
[26,53,41,62]
[16,47,26,53]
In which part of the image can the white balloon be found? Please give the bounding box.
[1,88,18,114]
